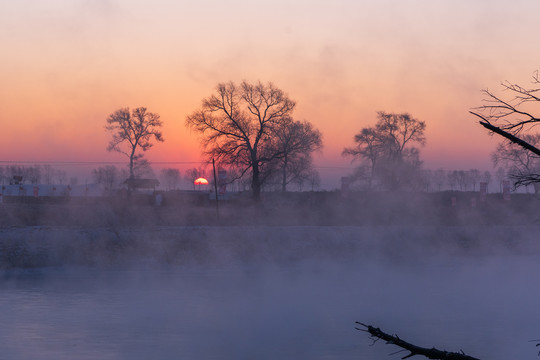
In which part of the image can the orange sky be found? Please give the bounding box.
[1,0,539,188]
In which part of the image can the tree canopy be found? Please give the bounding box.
[343,111,426,190]
[105,107,164,179]
[274,120,322,191]
[186,81,321,200]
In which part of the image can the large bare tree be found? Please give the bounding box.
[186,81,298,201]
[105,107,164,179]
[471,71,540,187]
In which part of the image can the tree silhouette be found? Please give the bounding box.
[492,134,540,191]
[105,107,164,179]
[471,71,540,188]
[160,168,181,190]
[186,81,299,201]
[344,112,426,190]
[275,120,322,191]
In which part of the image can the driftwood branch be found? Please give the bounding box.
[356,322,480,360]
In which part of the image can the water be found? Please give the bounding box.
[1,228,539,359]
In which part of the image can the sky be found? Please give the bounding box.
[2,0,540,188]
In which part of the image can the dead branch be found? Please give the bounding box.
[356,322,480,360]
[470,112,540,157]
[509,171,540,189]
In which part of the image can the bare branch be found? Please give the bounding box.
[472,72,540,135]
[472,112,540,157]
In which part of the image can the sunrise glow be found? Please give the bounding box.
[2,1,540,188]
[194,178,209,186]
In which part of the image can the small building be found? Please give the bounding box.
[123,178,160,193]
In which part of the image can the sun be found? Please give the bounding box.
[194,177,209,185]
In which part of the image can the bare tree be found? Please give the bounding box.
[24,165,41,185]
[42,165,54,184]
[343,127,384,188]
[5,165,24,184]
[480,170,491,191]
[132,158,155,179]
[92,165,120,191]
[160,168,181,190]
[433,168,446,192]
[184,167,207,190]
[186,81,296,201]
[378,147,424,191]
[468,169,481,191]
[495,167,507,193]
[305,168,321,191]
[376,112,426,158]
[271,154,319,191]
[418,168,432,192]
[457,170,470,191]
[275,120,322,191]
[480,170,491,185]
[343,112,426,191]
[471,71,540,188]
[55,169,67,184]
[491,134,540,191]
[447,170,459,191]
[105,107,164,179]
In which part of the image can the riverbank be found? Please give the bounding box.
[0,225,538,268]
[0,191,539,227]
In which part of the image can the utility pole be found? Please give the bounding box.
[212,158,219,220]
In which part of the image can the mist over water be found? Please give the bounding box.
[0,225,539,360]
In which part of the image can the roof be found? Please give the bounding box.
[123,178,160,189]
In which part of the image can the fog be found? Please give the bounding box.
[1,222,540,360]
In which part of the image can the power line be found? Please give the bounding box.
[315,166,355,170]
[0,160,209,166]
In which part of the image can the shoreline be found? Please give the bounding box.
[1,225,538,269]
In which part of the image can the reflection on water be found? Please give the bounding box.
[0,242,539,359]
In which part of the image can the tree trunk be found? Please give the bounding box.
[129,153,135,179]
[252,162,261,202]
[369,160,375,189]
[281,155,288,192]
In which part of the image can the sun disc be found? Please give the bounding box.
[194,177,209,185]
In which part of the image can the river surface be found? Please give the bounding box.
[0,227,539,360]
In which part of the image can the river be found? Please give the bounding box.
[0,226,539,359]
